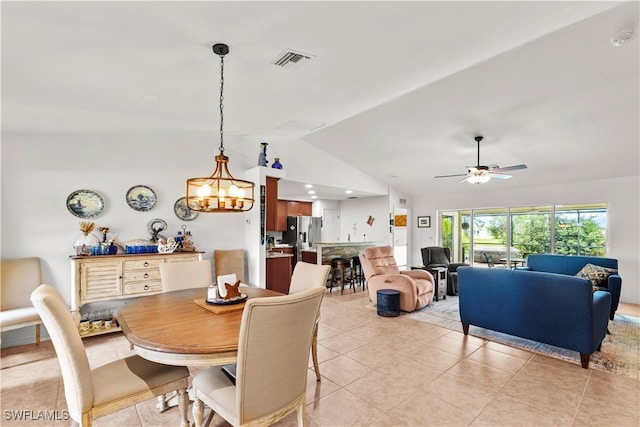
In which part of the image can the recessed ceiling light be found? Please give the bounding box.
[308,190,315,194]
[311,196,317,199]
[345,190,353,194]
[305,184,313,188]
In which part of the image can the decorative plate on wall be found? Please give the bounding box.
[66,189,104,219]
[174,197,198,221]
[126,185,157,212]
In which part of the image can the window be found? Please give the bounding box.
[439,203,607,266]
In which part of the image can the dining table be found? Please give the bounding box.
[116,285,281,367]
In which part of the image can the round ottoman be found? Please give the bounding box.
[376,289,400,317]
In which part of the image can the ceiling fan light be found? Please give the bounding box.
[467,174,491,184]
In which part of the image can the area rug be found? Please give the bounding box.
[407,296,640,379]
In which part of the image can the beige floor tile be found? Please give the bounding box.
[430,332,483,358]
[305,370,341,406]
[388,392,477,426]
[514,356,590,394]
[483,339,535,360]
[573,394,640,427]
[345,370,417,412]
[307,388,384,426]
[467,346,529,374]
[479,394,574,426]
[318,331,369,354]
[446,359,515,392]
[369,413,406,427]
[425,372,497,416]
[318,354,372,387]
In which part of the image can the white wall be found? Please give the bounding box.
[339,196,390,244]
[411,176,640,304]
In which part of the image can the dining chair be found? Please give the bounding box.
[1,257,43,344]
[192,286,325,427]
[214,249,245,283]
[30,285,190,427]
[289,261,331,381]
[159,259,213,291]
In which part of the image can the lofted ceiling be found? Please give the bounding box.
[2,1,638,201]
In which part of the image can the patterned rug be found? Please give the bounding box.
[407,296,640,379]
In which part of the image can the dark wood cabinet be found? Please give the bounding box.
[265,177,279,232]
[272,199,313,232]
[266,255,292,294]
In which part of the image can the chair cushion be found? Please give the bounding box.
[362,246,400,276]
[92,356,189,407]
[576,263,618,287]
[0,307,40,328]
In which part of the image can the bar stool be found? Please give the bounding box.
[330,258,352,295]
[351,256,364,290]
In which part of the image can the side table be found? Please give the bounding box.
[411,266,447,301]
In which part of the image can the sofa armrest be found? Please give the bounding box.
[592,290,611,347]
[604,274,622,319]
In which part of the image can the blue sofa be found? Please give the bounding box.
[457,267,611,368]
[523,254,621,320]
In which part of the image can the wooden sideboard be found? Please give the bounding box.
[70,252,203,336]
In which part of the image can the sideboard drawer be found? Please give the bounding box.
[124,270,161,282]
[124,258,163,271]
[124,281,162,295]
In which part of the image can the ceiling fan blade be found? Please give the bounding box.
[434,173,468,179]
[491,164,527,173]
[457,176,471,184]
[490,173,513,179]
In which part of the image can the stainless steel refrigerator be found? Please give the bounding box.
[283,216,322,266]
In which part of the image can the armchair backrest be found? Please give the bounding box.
[420,247,451,268]
[289,261,331,294]
[359,246,400,281]
[30,285,93,420]
[214,249,245,283]
[1,257,42,310]
[235,287,324,424]
[159,260,212,291]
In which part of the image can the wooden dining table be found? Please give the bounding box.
[116,286,281,367]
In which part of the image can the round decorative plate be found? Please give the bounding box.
[66,189,104,219]
[126,185,157,212]
[174,197,198,221]
[206,294,248,305]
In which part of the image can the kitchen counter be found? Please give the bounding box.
[266,252,294,258]
[313,242,378,265]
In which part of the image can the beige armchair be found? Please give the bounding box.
[1,257,43,344]
[31,284,190,427]
[192,287,325,427]
[360,246,434,312]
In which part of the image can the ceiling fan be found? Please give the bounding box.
[434,136,527,184]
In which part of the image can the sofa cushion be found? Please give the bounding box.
[576,263,617,287]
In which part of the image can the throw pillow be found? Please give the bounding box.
[576,263,617,288]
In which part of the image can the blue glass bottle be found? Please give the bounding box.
[271,157,283,169]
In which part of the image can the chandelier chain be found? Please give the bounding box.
[218,53,225,154]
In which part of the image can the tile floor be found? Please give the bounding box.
[1,289,639,427]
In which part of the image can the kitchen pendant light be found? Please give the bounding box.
[186,43,255,213]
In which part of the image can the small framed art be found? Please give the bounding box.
[417,216,431,228]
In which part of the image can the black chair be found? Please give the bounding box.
[420,247,469,295]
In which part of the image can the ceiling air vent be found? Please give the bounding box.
[271,49,313,69]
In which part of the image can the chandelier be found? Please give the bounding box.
[186,43,255,212]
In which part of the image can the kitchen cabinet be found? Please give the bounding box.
[70,252,202,337]
[274,200,313,231]
[266,254,292,294]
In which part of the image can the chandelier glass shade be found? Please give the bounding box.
[186,43,255,213]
